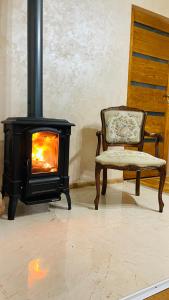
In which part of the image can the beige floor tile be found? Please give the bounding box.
[0,182,169,300]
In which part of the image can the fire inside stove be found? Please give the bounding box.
[32,131,59,174]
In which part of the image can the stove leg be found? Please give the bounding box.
[64,191,71,210]
[8,196,18,220]
[1,186,5,199]
[1,176,5,199]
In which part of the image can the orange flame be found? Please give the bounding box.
[28,259,48,288]
[32,132,59,174]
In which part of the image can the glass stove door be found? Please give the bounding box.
[31,131,59,174]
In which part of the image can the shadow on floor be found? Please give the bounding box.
[0,196,68,220]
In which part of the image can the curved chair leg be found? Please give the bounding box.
[136,170,141,196]
[94,163,102,210]
[158,165,166,213]
[102,168,107,195]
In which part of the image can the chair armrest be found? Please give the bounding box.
[144,131,162,139]
[96,130,102,156]
[144,131,163,157]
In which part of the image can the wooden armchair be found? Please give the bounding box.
[94,106,166,212]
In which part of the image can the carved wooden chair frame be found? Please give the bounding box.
[94,106,166,212]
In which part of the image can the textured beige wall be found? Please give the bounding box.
[0,0,169,184]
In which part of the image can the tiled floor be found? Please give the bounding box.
[1,182,169,300]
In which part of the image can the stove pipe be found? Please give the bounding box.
[27,0,43,118]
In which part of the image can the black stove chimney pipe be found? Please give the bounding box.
[28,0,43,118]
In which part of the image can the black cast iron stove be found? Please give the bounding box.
[1,0,74,220]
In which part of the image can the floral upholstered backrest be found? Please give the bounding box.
[102,109,145,144]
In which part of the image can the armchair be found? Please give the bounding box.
[94,106,166,212]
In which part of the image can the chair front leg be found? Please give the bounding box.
[102,168,107,195]
[136,170,141,196]
[158,165,166,213]
[94,163,102,210]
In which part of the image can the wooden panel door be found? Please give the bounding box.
[124,5,169,179]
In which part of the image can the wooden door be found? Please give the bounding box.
[124,5,169,179]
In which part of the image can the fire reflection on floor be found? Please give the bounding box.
[28,259,48,288]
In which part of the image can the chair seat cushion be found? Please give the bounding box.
[95,149,166,167]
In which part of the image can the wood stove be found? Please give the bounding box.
[1,0,74,220]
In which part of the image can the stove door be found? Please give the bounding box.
[27,128,60,176]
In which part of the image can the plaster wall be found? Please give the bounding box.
[0,0,169,184]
